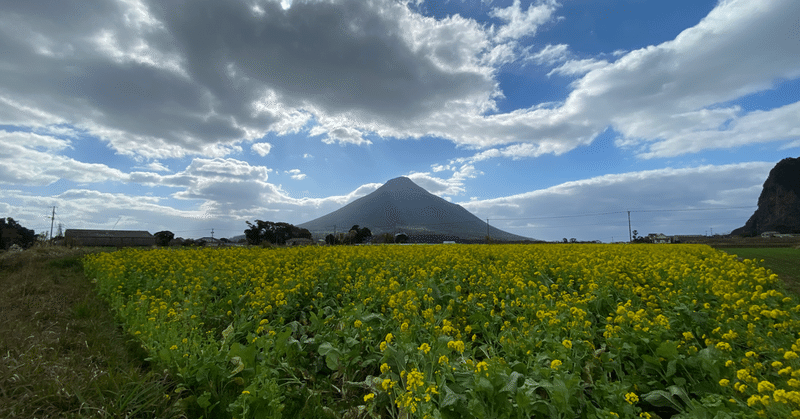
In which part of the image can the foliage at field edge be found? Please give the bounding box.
[84,244,800,418]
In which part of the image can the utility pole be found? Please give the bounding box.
[627,211,632,242]
[486,218,490,243]
[211,228,214,240]
[49,206,56,242]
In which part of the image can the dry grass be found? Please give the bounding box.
[0,246,186,418]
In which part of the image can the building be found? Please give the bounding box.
[651,233,672,244]
[65,229,155,247]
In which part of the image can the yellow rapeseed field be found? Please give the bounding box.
[85,244,800,418]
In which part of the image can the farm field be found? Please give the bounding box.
[83,244,800,418]
[719,248,800,294]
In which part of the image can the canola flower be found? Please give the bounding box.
[84,244,800,419]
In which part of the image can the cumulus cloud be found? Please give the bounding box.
[0,0,549,158]
[407,163,483,196]
[490,0,560,41]
[0,131,128,185]
[0,187,208,233]
[311,124,371,146]
[251,142,272,156]
[431,0,800,160]
[2,0,794,161]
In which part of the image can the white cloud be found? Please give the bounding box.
[0,0,796,167]
[548,58,608,77]
[566,0,800,157]
[284,169,307,180]
[529,43,569,66]
[136,161,171,172]
[407,163,483,196]
[0,187,209,233]
[0,131,128,185]
[436,0,800,157]
[311,124,372,146]
[251,142,272,156]
[490,0,560,42]
[636,101,800,158]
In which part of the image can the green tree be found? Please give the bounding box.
[0,217,35,249]
[394,233,408,244]
[325,234,337,245]
[245,220,312,245]
[346,225,372,244]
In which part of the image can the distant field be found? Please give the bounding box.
[719,247,800,294]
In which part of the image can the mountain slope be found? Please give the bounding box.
[732,157,800,236]
[298,177,532,241]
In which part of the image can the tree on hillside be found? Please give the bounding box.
[154,231,175,247]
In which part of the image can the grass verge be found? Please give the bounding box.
[0,246,186,418]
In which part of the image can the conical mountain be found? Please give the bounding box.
[298,177,532,241]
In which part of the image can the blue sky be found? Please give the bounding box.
[1,0,798,242]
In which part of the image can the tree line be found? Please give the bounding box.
[0,218,36,250]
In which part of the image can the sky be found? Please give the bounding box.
[1,0,798,243]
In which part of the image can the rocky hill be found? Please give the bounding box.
[732,157,800,236]
[298,177,533,242]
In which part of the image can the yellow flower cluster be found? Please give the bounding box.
[83,243,800,417]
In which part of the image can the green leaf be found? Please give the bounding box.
[318,341,341,370]
[317,341,336,356]
[361,313,383,323]
[642,386,691,413]
[641,354,660,365]
[197,391,212,409]
[440,383,466,409]
[666,359,677,377]
[476,376,493,392]
[657,341,679,359]
[501,371,523,394]
[642,389,683,411]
